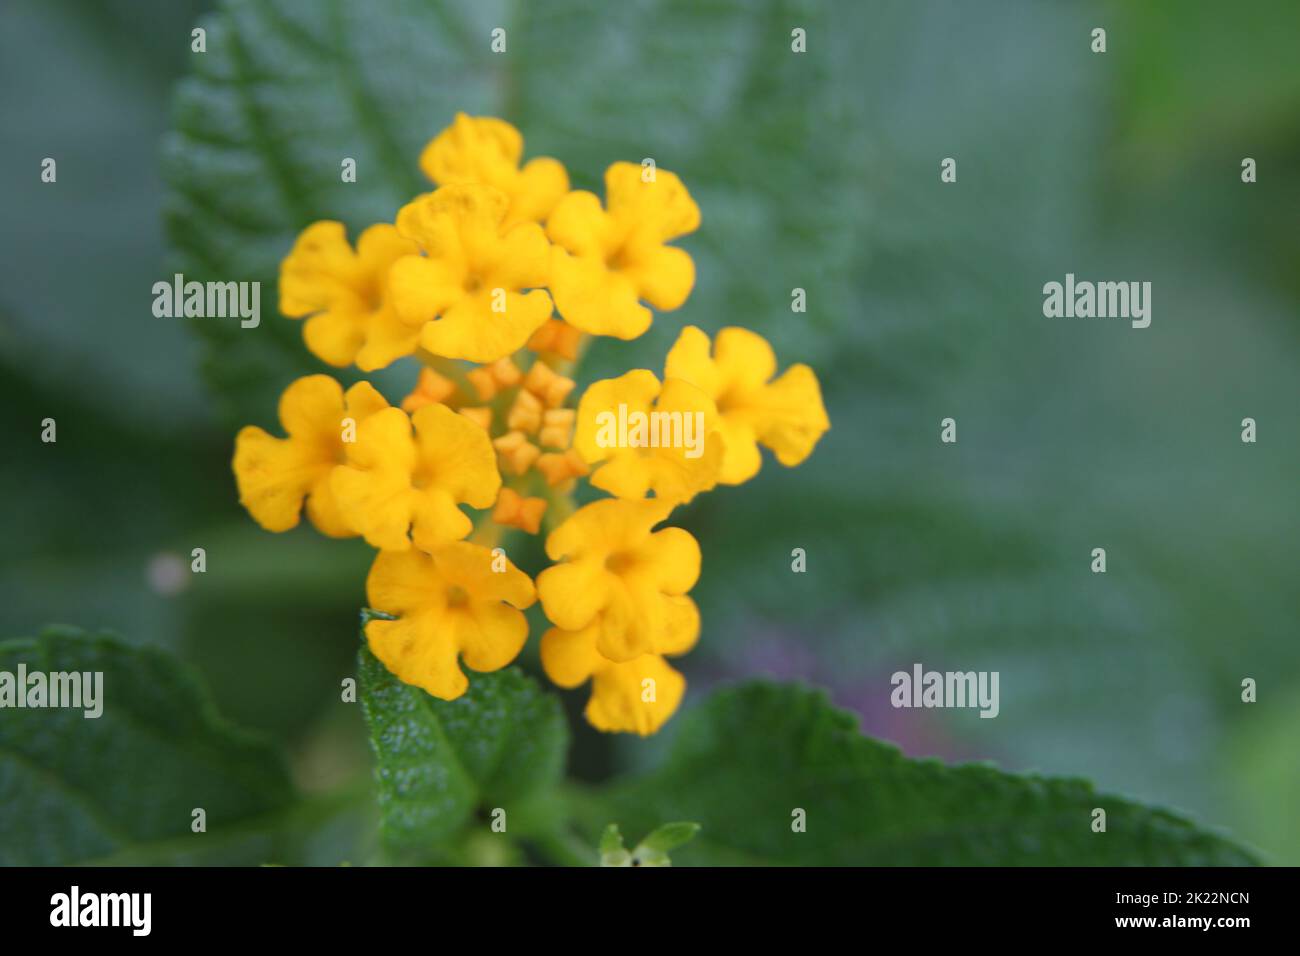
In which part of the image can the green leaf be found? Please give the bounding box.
[598,822,625,856]
[588,682,1259,866]
[0,626,297,865]
[638,821,701,854]
[596,822,699,867]
[357,645,567,859]
[630,821,700,867]
[598,823,630,867]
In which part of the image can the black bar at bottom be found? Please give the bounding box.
[0,863,1284,936]
[0,865,1285,940]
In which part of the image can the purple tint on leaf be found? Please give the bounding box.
[693,625,992,764]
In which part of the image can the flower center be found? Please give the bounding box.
[604,551,637,575]
[446,585,470,607]
[364,277,384,313]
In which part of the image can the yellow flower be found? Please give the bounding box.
[279,222,420,371]
[332,402,501,552]
[573,370,723,504]
[419,113,569,229]
[541,598,698,735]
[537,498,700,662]
[365,542,536,700]
[233,375,388,536]
[546,162,699,339]
[665,326,829,484]
[389,185,554,363]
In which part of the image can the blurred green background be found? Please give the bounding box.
[3,0,1297,863]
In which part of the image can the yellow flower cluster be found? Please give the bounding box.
[233,114,830,735]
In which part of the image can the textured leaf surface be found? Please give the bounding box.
[0,626,296,865]
[593,682,1260,866]
[358,645,566,856]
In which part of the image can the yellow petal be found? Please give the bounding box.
[586,654,686,736]
[658,595,701,657]
[310,378,394,536]
[280,222,414,368]
[544,605,701,735]
[356,222,419,273]
[573,369,660,464]
[343,380,391,421]
[394,186,554,361]
[278,373,347,439]
[420,115,568,228]
[408,487,474,551]
[366,613,467,701]
[432,539,536,610]
[418,289,552,363]
[419,113,523,190]
[593,576,660,661]
[753,363,831,467]
[233,426,323,533]
[454,601,530,673]
[331,407,418,550]
[536,559,611,632]
[714,326,778,393]
[715,417,763,485]
[543,497,675,562]
[436,541,538,608]
[665,325,825,482]
[663,325,722,396]
[302,307,367,368]
[366,547,448,616]
[603,162,700,243]
[365,542,534,700]
[546,190,614,259]
[278,221,366,317]
[233,376,390,537]
[575,372,721,504]
[592,541,698,663]
[634,525,701,595]
[482,221,551,291]
[303,473,355,538]
[587,453,654,500]
[509,156,570,227]
[387,254,466,326]
[411,403,502,509]
[539,498,688,655]
[400,184,510,257]
[549,248,650,339]
[619,242,695,311]
[539,624,602,688]
[547,172,695,335]
[234,375,350,533]
[365,547,468,699]
[355,301,420,372]
[637,378,723,504]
